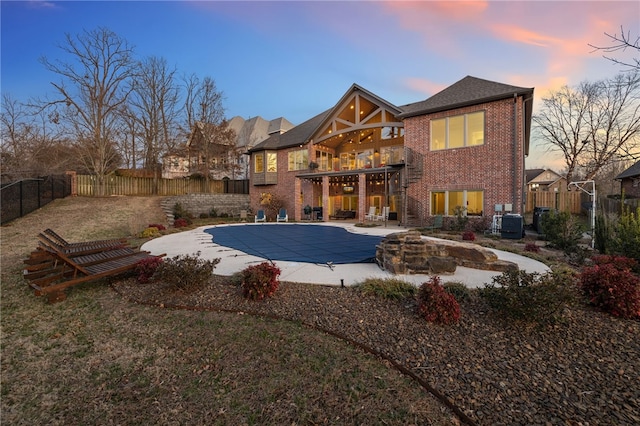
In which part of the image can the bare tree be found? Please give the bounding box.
[39,27,135,195]
[1,93,70,179]
[589,25,640,72]
[533,72,640,182]
[129,56,180,192]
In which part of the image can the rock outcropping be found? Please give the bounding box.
[375,231,517,275]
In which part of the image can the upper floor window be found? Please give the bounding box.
[254,153,264,173]
[266,152,277,172]
[288,149,308,171]
[431,111,484,151]
[315,151,333,171]
[381,126,404,140]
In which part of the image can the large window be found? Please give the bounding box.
[254,153,264,173]
[431,111,484,151]
[315,151,333,171]
[288,149,308,171]
[266,152,277,172]
[431,190,484,216]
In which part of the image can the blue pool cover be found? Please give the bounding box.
[204,224,384,264]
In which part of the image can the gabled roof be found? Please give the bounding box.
[525,169,545,183]
[398,76,534,118]
[249,83,401,153]
[268,117,295,135]
[615,160,640,180]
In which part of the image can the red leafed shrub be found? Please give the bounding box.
[241,262,282,300]
[524,242,541,253]
[417,276,461,325]
[462,231,476,241]
[135,256,164,283]
[174,218,188,228]
[579,256,640,319]
[148,223,166,231]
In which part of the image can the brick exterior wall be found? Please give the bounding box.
[404,97,527,217]
[249,95,529,222]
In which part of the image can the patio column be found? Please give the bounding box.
[322,175,330,222]
[294,178,302,221]
[358,173,366,222]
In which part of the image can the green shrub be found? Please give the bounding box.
[579,255,640,319]
[241,262,282,300]
[134,256,164,284]
[154,252,220,292]
[358,278,416,300]
[209,207,218,218]
[611,206,640,263]
[416,276,461,325]
[443,281,471,303]
[140,227,161,238]
[479,269,577,325]
[594,213,612,254]
[173,203,193,221]
[451,206,468,231]
[541,210,584,253]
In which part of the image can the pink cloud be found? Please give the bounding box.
[403,77,448,98]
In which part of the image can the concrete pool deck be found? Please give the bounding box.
[141,222,550,289]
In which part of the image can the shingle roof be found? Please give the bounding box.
[525,169,545,183]
[248,109,331,152]
[615,160,640,180]
[398,75,534,118]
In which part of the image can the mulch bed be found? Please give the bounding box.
[113,276,640,426]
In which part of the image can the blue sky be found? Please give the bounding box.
[2,1,639,169]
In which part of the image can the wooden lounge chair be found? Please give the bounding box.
[23,231,164,303]
[276,208,288,222]
[43,228,126,251]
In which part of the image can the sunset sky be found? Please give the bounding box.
[2,1,639,170]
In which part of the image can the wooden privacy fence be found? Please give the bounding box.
[76,175,248,196]
[525,190,583,214]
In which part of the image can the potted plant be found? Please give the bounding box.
[303,204,312,220]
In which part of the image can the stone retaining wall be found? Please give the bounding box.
[375,231,517,275]
[161,193,250,225]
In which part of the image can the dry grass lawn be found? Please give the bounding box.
[1,196,457,425]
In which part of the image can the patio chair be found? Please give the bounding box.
[424,214,443,232]
[276,208,288,222]
[364,206,377,221]
[376,206,390,221]
[255,209,266,223]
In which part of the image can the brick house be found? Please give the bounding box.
[615,160,640,198]
[247,76,534,224]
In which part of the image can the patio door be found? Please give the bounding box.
[342,196,358,211]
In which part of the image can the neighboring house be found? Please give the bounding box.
[526,168,567,192]
[162,116,293,180]
[247,76,534,224]
[615,160,640,198]
[228,116,294,179]
[162,149,190,179]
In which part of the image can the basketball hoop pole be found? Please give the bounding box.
[568,180,596,249]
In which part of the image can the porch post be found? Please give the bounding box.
[358,173,366,222]
[294,178,302,221]
[322,175,330,222]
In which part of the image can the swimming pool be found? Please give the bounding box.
[204,224,383,265]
